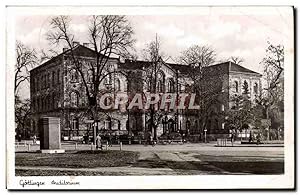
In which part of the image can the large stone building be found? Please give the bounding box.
[30,44,261,141]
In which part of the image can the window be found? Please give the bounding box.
[47,73,50,87]
[57,70,60,84]
[115,79,121,91]
[178,83,182,92]
[168,79,175,93]
[72,118,79,130]
[146,79,151,92]
[87,70,93,83]
[254,82,258,94]
[118,120,121,130]
[70,92,79,107]
[52,95,56,109]
[186,120,191,130]
[234,81,239,93]
[242,80,249,94]
[52,71,55,86]
[157,81,163,93]
[70,69,78,82]
[104,117,112,130]
[157,71,165,93]
[36,77,39,92]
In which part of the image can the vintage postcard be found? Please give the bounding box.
[6,6,294,189]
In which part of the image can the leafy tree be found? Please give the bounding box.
[226,95,253,132]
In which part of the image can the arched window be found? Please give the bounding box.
[115,79,121,91]
[72,118,79,130]
[234,81,239,93]
[254,82,258,94]
[242,80,249,94]
[186,120,191,131]
[168,78,175,93]
[157,71,165,93]
[87,69,93,83]
[146,80,151,91]
[168,119,175,132]
[70,69,78,82]
[178,83,182,92]
[70,92,79,107]
[157,80,163,93]
[118,120,121,130]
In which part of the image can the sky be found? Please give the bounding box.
[14,7,293,99]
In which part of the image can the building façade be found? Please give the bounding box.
[30,44,261,141]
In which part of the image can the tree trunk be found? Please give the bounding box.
[266,106,270,141]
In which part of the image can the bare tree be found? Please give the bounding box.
[228,56,244,64]
[178,45,216,68]
[256,42,284,140]
[15,41,38,96]
[47,15,135,143]
[141,36,166,140]
[15,97,32,138]
[178,45,222,136]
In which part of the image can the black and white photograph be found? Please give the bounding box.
[6,5,294,189]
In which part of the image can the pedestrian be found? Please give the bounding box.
[230,129,235,144]
[96,134,103,150]
[256,133,261,145]
[150,133,155,147]
[33,134,37,144]
[17,134,22,142]
[108,133,112,147]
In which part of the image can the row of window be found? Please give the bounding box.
[32,69,60,92]
[146,78,179,93]
[32,94,59,112]
[70,69,123,91]
[233,80,259,94]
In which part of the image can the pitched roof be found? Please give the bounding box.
[30,44,119,72]
[119,59,192,75]
[229,62,261,75]
[206,61,262,76]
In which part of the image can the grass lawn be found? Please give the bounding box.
[15,150,139,168]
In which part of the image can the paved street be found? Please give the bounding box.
[15,142,284,175]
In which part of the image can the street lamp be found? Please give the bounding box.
[204,129,207,143]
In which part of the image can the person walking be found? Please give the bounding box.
[96,134,103,150]
[149,133,155,147]
[108,133,113,147]
[33,134,37,144]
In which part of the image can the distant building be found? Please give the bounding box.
[30,44,261,141]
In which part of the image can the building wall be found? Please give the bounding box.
[30,55,65,136]
[228,72,262,108]
[30,48,262,139]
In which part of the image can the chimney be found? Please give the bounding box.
[83,43,90,48]
[63,47,68,52]
[73,41,80,47]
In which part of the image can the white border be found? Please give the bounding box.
[5,5,295,190]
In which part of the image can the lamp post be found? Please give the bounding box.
[204,129,207,143]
